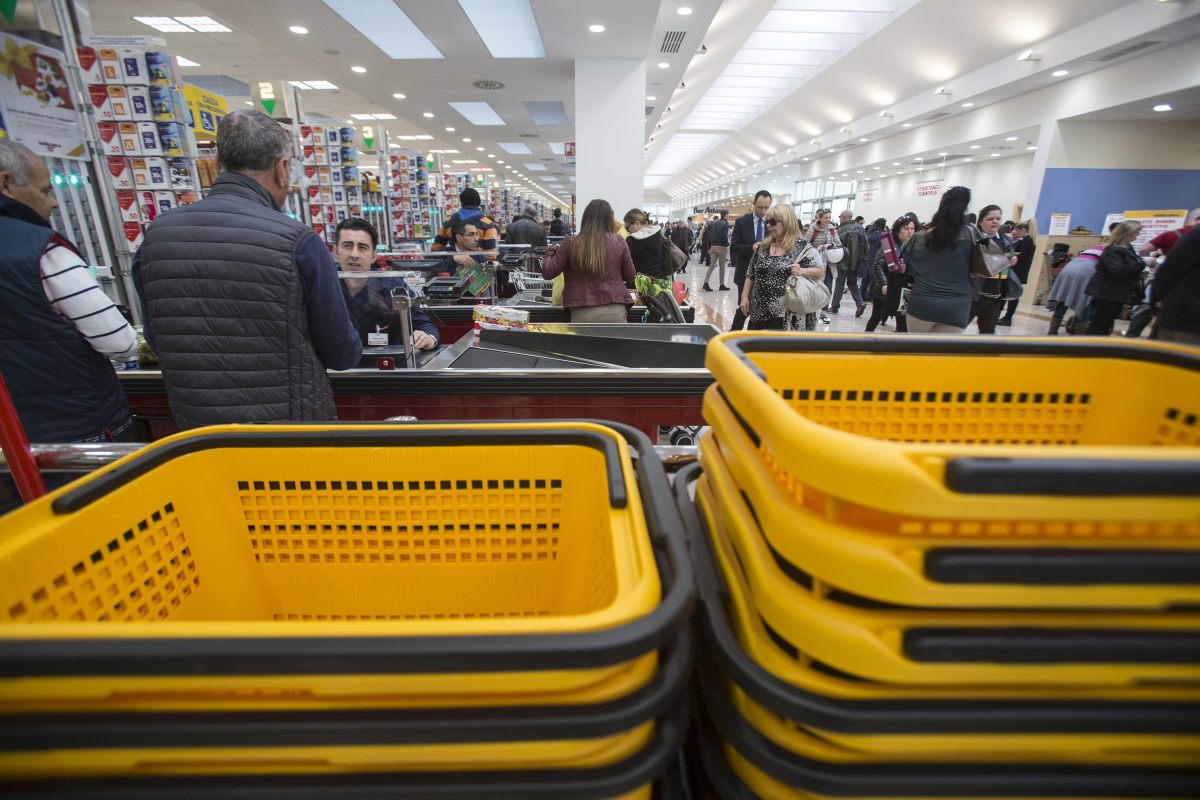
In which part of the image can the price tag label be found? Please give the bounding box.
[367,332,388,346]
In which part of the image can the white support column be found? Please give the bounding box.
[574,58,645,220]
[1021,120,1062,225]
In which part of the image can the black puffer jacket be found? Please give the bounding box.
[1086,244,1144,304]
[1151,227,1200,334]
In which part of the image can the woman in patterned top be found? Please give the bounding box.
[739,204,825,330]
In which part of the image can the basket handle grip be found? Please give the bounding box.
[944,457,1200,497]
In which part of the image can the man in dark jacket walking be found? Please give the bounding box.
[834,210,867,316]
[506,206,546,247]
[549,208,566,237]
[134,110,361,428]
[669,221,692,271]
[1150,226,1200,345]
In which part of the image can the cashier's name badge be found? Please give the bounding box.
[367,332,388,346]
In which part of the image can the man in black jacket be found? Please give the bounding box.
[729,190,771,329]
[549,207,565,237]
[669,221,692,271]
[1150,226,1200,345]
[506,205,546,247]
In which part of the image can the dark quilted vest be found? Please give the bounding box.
[0,212,129,442]
[138,174,336,428]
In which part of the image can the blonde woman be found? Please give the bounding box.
[739,204,825,330]
[541,198,635,323]
[1085,219,1147,336]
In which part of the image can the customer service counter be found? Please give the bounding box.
[120,323,716,441]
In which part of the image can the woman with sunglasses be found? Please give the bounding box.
[739,204,825,330]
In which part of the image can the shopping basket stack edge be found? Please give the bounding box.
[0,420,695,799]
[681,332,1200,800]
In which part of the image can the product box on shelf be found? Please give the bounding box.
[128,84,152,121]
[122,220,144,250]
[137,121,162,155]
[317,166,332,185]
[107,156,133,189]
[137,190,159,222]
[168,157,195,190]
[131,157,169,190]
[156,122,184,156]
[320,187,333,205]
[299,125,314,146]
[315,145,329,165]
[331,186,347,205]
[311,222,325,239]
[334,205,348,224]
[149,85,174,121]
[144,51,175,86]
[302,144,316,166]
[329,147,341,166]
[115,189,139,223]
[96,121,121,155]
[154,190,177,216]
[87,85,114,120]
[117,122,140,155]
[77,47,103,84]
[119,49,145,83]
[308,204,323,224]
[107,85,130,119]
[175,189,198,206]
[98,48,121,83]
[331,167,344,186]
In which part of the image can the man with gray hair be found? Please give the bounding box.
[0,139,137,443]
[134,110,360,428]
[505,205,546,247]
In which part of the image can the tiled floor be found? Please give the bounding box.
[677,253,1133,337]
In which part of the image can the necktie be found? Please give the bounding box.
[756,217,763,242]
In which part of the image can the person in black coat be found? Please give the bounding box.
[1086,220,1149,336]
[729,190,772,329]
[1150,225,1200,345]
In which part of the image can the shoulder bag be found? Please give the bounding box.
[823,225,845,265]
[785,241,832,315]
[661,235,688,272]
[970,229,1011,278]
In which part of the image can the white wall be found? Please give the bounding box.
[1047,121,1200,170]
[854,153,1034,225]
[575,58,646,222]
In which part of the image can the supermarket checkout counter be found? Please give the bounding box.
[120,323,717,440]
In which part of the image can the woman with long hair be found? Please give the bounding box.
[541,198,635,323]
[622,208,670,279]
[968,204,1019,334]
[808,208,842,323]
[859,217,888,302]
[739,203,825,330]
[903,186,975,333]
[1086,220,1147,335]
[865,214,917,332]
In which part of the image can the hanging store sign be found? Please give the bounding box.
[183,84,227,136]
[0,32,87,159]
[916,179,942,198]
[564,140,575,167]
[859,189,876,203]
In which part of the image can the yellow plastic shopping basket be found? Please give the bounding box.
[673,463,1200,762]
[698,431,1200,687]
[0,422,693,712]
[705,333,1200,538]
[701,345,1200,612]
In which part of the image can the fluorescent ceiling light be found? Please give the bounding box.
[523,163,548,171]
[498,142,533,154]
[523,101,568,126]
[373,113,396,120]
[133,16,192,32]
[1005,136,1018,141]
[415,135,434,140]
[548,142,565,155]
[308,80,338,90]
[458,0,546,58]
[350,113,375,120]
[1153,103,1173,112]
[175,16,231,32]
[322,0,444,59]
[176,56,201,67]
[449,101,505,126]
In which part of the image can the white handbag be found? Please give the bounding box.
[786,275,831,315]
[824,245,845,264]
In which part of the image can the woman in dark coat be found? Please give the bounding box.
[1086,220,1149,336]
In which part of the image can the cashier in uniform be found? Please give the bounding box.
[334,218,438,350]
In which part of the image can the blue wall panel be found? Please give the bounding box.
[1035,168,1200,233]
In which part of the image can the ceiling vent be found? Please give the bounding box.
[472,79,506,90]
[518,133,539,138]
[1089,40,1162,62]
[645,105,655,116]
[660,30,686,54]
[918,111,951,122]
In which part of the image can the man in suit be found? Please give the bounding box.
[729,190,772,330]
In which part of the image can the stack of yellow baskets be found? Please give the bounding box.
[0,421,693,799]
[684,332,1200,799]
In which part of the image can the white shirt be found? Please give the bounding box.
[40,238,138,361]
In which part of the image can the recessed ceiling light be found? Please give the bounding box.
[488,154,495,158]
[962,158,973,162]
[901,122,912,128]
[677,6,692,14]
[588,24,605,33]
[658,62,670,69]
[856,170,863,173]
[463,137,471,142]
[827,148,835,153]
[445,127,455,132]
[477,146,485,151]
[1005,136,1018,141]
[646,95,656,101]
[892,162,900,166]
[1153,103,1173,112]
[497,160,504,164]
[969,144,981,149]
[989,153,1001,157]
[289,25,308,34]
[423,112,434,118]
[873,166,880,169]
[1026,145,1037,150]
[858,137,868,142]
[392,92,406,99]
[1051,69,1069,77]
[351,65,367,73]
